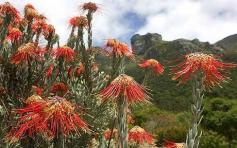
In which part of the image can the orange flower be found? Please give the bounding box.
[32,19,47,33]
[99,74,149,103]
[172,52,236,88]
[139,59,164,75]
[6,95,88,143]
[44,96,89,137]
[81,2,98,12]
[69,16,88,27]
[32,86,43,96]
[0,2,20,21]
[105,39,134,59]
[164,140,177,148]
[10,43,43,64]
[45,64,54,78]
[75,63,85,77]
[104,128,118,140]
[128,126,154,145]
[42,24,55,39]
[50,82,68,95]
[6,27,22,42]
[24,4,39,20]
[6,95,50,143]
[52,45,75,62]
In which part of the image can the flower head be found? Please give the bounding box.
[10,43,42,65]
[32,86,43,96]
[69,16,88,28]
[24,4,39,20]
[50,82,68,96]
[128,126,154,145]
[75,63,85,77]
[81,2,98,13]
[45,64,55,78]
[172,52,236,88]
[6,27,22,42]
[52,45,75,62]
[104,128,118,140]
[6,95,88,143]
[31,19,47,33]
[139,59,164,75]
[43,96,89,137]
[99,74,149,103]
[42,24,55,39]
[105,39,134,59]
[5,95,49,143]
[0,2,20,21]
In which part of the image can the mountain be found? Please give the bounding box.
[216,34,237,52]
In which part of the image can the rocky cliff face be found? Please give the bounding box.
[130,33,228,65]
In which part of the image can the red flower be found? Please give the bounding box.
[104,128,118,140]
[6,27,22,42]
[52,46,75,62]
[6,95,50,143]
[32,86,43,96]
[128,126,154,145]
[10,43,41,65]
[32,19,47,33]
[42,24,55,39]
[105,39,134,59]
[45,64,54,78]
[172,52,236,88]
[81,2,98,12]
[0,2,20,21]
[164,140,177,148]
[43,96,89,137]
[99,74,149,103]
[24,4,39,20]
[139,59,164,75]
[69,16,88,27]
[6,95,88,143]
[50,82,68,95]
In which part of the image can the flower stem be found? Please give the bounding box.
[186,74,204,148]
[117,96,128,148]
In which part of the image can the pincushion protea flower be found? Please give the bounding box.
[32,86,43,96]
[75,63,85,77]
[5,95,50,143]
[172,52,236,88]
[81,2,98,12]
[99,74,149,103]
[6,27,22,42]
[50,82,68,95]
[24,4,39,20]
[0,2,20,20]
[52,45,75,62]
[45,64,55,77]
[6,95,89,143]
[69,16,88,27]
[10,43,44,64]
[128,126,154,145]
[43,24,55,39]
[44,96,89,137]
[139,59,164,75]
[105,39,134,59]
[104,128,118,140]
[31,19,47,33]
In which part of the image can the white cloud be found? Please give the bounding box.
[1,0,237,45]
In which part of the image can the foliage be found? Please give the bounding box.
[202,98,237,147]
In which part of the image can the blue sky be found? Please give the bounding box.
[2,0,237,45]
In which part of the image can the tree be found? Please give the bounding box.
[202,98,237,148]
